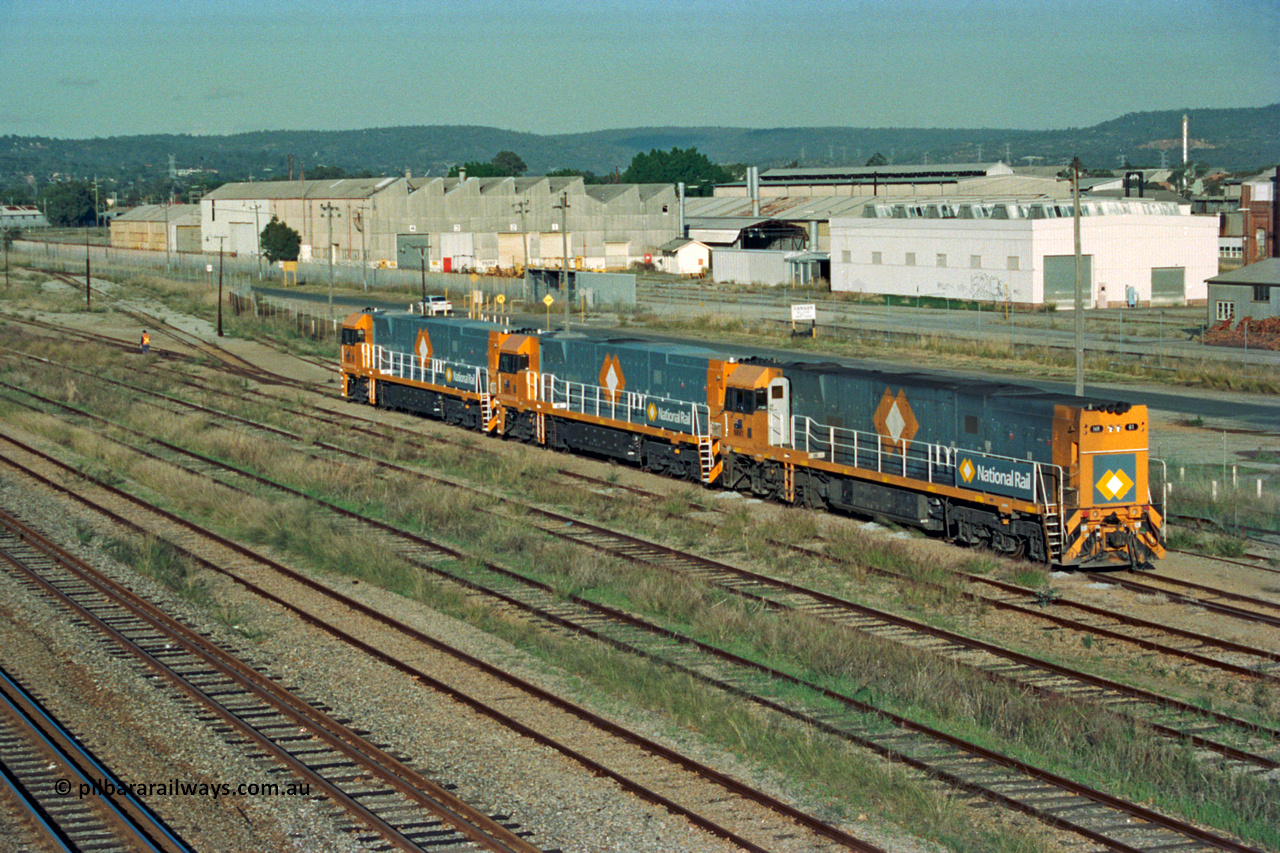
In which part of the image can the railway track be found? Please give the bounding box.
[1,394,1275,852]
[0,432,889,853]
[0,664,193,853]
[0,506,548,853]
[4,358,1279,759]
[5,314,1280,850]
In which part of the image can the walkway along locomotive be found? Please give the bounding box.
[340,310,1166,568]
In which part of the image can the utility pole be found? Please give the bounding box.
[164,199,171,273]
[249,202,263,280]
[1072,157,1084,397]
[554,191,569,331]
[320,202,340,318]
[85,229,91,311]
[354,207,367,291]
[418,246,428,315]
[514,198,531,301]
[212,235,226,337]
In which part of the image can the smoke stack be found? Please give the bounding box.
[748,166,760,217]
[1182,114,1189,166]
[677,182,686,237]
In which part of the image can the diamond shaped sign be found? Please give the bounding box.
[415,328,433,370]
[598,354,625,404]
[1096,468,1134,502]
[872,387,919,454]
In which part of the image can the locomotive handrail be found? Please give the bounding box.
[539,373,711,436]
[789,415,1065,506]
[372,346,489,394]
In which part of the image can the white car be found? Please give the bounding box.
[419,295,452,315]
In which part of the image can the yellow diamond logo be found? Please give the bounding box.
[647,402,657,422]
[959,458,975,483]
[1096,469,1134,501]
[445,366,453,383]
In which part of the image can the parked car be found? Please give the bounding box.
[419,295,452,315]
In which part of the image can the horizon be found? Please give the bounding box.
[2,0,1276,140]
[8,102,1278,145]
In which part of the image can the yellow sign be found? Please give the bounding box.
[542,294,554,306]
[470,273,479,283]
[496,294,506,305]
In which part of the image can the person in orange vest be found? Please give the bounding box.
[140,330,150,355]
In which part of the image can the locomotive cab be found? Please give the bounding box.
[1054,402,1165,567]
[340,311,375,402]
[721,363,788,452]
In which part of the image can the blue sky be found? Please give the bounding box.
[1,0,1275,139]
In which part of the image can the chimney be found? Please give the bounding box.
[748,166,760,217]
[405,169,412,180]
[677,182,686,237]
[459,168,466,182]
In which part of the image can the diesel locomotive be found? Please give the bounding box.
[340,310,1166,568]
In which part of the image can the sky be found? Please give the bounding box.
[0,0,1276,140]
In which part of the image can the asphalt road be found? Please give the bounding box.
[257,285,1280,434]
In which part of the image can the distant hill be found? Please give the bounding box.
[2,105,1276,188]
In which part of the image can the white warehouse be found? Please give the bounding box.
[829,198,1219,308]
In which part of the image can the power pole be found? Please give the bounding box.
[514,198,530,301]
[213,235,226,337]
[1072,157,1084,397]
[320,202,340,318]
[353,207,367,291]
[418,246,428,315]
[249,202,263,280]
[553,191,569,331]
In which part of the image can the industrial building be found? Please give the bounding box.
[199,174,679,274]
[1206,258,1280,322]
[109,204,201,253]
[828,197,1218,308]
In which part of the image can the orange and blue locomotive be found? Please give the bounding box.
[341,310,1165,568]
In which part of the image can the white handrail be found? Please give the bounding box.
[788,414,1063,504]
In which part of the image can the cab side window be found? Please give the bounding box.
[498,353,529,373]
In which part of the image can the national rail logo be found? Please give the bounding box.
[646,402,658,422]
[959,457,976,484]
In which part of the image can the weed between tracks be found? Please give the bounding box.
[5,311,1280,851]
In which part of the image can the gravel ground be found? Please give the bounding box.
[7,284,1277,852]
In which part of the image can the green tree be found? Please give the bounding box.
[865,152,888,166]
[491,150,527,176]
[447,160,504,178]
[39,181,95,227]
[260,217,301,263]
[621,147,730,196]
[545,167,601,183]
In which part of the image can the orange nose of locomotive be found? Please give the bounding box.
[1062,403,1165,568]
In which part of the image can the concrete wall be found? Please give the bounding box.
[711,249,790,285]
[829,212,1219,307]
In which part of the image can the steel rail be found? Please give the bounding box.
[0,511,545,853]
[0,432,886,853]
